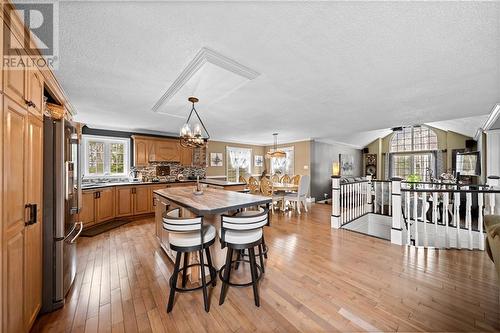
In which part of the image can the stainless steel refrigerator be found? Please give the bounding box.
[42,116,83,313]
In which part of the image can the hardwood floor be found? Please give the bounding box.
[32,204,500,332]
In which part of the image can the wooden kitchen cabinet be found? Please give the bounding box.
[3,25,27,108]
[80,190,97,227]
[23,115,43,330]
[180,145,193,166]
[96,188,115,223]
[133,136,181,166]
[134,186,150,214]
[27,68,44,117]
[155,139,180,162]
[115,187,134,217]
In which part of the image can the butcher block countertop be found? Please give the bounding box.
[154,187,271,215]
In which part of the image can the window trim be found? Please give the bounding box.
[389,126,438,153]
[226,146,252,180]
[82,135,130,178]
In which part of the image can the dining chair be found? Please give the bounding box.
[239,175,248,184]
[248,176,260,194]
[271,174,280,183]
[260,177,283,214]
[284,175,310,214]
[290,175,300,185]
[280,174,291,184]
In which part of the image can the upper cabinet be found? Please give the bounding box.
[27,68,44,117]
[132,136,191,166]
[3,24,27,107]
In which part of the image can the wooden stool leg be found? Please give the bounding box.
[205,247,216,287]
[219,248,233,305]
[248,247,260,307]
[167,251,182,313]
[258,244,265,273]
[199,249,209,312]
[181,252,189,288]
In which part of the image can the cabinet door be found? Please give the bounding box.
[3,96,27,333]
[134,186,150,215]
[134,139,149,166]
[96,188,115,223]
[24,115,43,330]
[3,26,27,108]
[180,145,193,166]
[115,187,133,217]
[155,139,180,162]
[27,68,44,118]
[80,191,96,227]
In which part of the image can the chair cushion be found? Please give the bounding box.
[218,228,263,245]
[169,224,216,248]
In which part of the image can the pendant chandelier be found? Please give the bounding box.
[179,97,210,148]
[266,133,286,159]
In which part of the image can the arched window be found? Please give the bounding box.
[390,126,438,152]
[389,126,438,181]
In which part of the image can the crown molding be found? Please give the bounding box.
[152,47,260,112]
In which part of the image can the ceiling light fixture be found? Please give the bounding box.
[179,97,210,148]
[266,133,286,159]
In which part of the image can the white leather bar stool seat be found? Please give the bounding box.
[218,228,262,245]
[169,225,216,248]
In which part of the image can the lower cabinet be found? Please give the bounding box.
[115,187,134,217]
[96,188,115,223]
[134,186,150,215]
[80,190,97,227]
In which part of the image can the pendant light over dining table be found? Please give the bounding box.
[179,97,210,148]
[266,133,286,159]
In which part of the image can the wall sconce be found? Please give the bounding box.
[332,161,340,176]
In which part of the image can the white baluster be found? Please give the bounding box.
[422,191,427,247]
[388,183,392,216]
[391,178,404,245]
[433,192,438,247]
[381,182,385,215]
[465,188,472,250]
[406,191,411,245]
[414,191,418,246]
[454,191,461,249]
[443,192,449,249]
[478,193,484,251]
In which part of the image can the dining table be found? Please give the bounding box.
[272,182,298,191]
[153,186,272,282]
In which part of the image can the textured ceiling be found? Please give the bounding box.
[56,1,500,146]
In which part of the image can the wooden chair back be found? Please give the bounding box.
[281,174,291,183]
[290,175,300,185]
[239,175,247,184]
[260,177,274,196]
[271,174,280,183]
[248,176,260,193]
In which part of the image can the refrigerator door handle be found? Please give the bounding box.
[62,222,78,241]
[70,222,84,244]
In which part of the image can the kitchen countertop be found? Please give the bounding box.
[82,179,195,190]
[154,187,270,215]
[199,179,246,187]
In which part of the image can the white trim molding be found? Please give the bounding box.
[152,47,260,113]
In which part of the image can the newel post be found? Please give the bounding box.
[487,176,500,215]
[366,175,373,213]
[331,176,341,229]
[391,177,404,245]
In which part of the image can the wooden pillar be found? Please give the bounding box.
[391,177,404,245]
[331,176,341,229]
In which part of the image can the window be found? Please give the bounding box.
[390,126,438,152]
[456,152,480,176]
[226,147,252,182]
[270,146,294,176]
[83,135,130,177]
[389,126,438,181]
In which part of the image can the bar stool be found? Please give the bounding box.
[218,208,269,307]
[234,207,268,272]
[163,208,217,313]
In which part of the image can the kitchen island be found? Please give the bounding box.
[153,187,271,281]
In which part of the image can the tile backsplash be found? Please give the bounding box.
[136,162,206,182]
